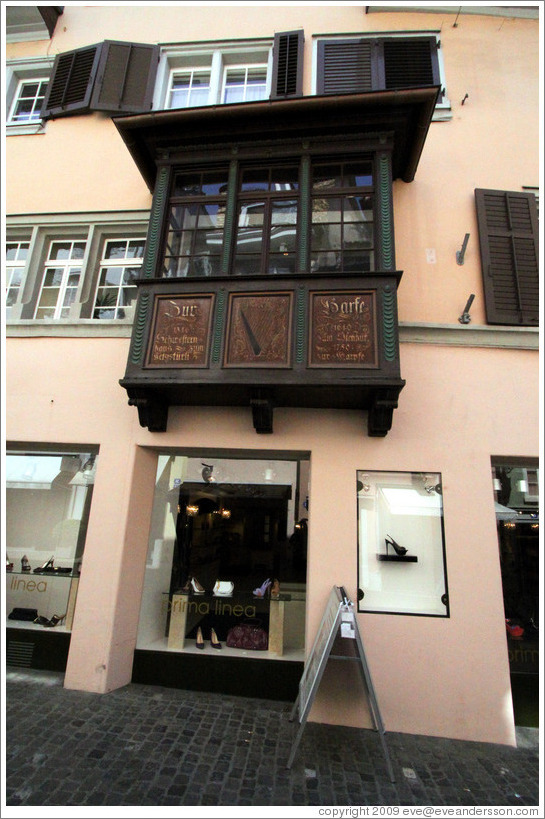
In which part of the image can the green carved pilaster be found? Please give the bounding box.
[221,159,239,274]
[211,288,226,364]
[298,154,311,272]
[382,285,396,362]
[130,165,170,365]
[295,286,306,364]
[379,153,394,271]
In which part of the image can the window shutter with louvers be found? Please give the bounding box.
[271,30,304,99]
[40,44,102,118]
[41,40,159,119]
[475,189,539,326]
[317,36,440,98]
[90,41,159,113]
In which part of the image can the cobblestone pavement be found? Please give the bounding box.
[3,669,541,810]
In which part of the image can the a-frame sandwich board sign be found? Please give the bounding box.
[287,585,395,782]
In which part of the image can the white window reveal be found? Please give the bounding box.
[93,238,145,319]
[34,241,86,320]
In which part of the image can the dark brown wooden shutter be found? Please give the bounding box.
[271,30,304,99]
[317,39,374,95]
[317,36,440,97]
[382,37,440,91]
[475,189,539,326]
[41,44,102,118]
[90,41,159,113]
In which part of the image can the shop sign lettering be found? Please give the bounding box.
[147,295,214,368]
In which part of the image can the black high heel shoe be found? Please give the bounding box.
[210,628,221,649]
[33,556,54,574]
[195,626,205,649]
[385,535,408,556]
[43,613,66,627]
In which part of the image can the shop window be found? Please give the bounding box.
[357,470,449,617]
[5,450,97,635]
[136,454,309,663]
[475,188,539,326]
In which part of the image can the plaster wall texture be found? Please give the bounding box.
[5,335,537,744]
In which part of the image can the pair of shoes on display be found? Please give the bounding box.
[506,619,524,639]
[34,613,66,628]
[253,578,281,598]
[196,626,221,650]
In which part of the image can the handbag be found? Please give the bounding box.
[226,619,268,650]
[8,607,38,621]
[213,580,234,597]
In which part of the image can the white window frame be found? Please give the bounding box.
[5,56,54,135]
[5,211,150,334]
[34,240,87,320]
[154,41,273,110]
[311,32,451,121]
[92,238,146,320]
[221,63,269,104]
[8,77,49,125]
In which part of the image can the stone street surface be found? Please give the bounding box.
[4,670,540,810]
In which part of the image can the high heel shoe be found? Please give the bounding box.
[196,626,205,649]
[43,613,66,628]
[33,556,54,574]
[21,555,31,572]
[191,577,205,595]
[270,579,280,599]
[385,535,408,556]
[253,578,271,597]
[210,628,221,649]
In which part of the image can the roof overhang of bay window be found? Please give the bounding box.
[114,86,440,191]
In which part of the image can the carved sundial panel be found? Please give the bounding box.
[223,292,293,368]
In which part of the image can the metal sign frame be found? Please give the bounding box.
[287,585,395,782]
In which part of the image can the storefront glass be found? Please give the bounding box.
[136,453,309,660]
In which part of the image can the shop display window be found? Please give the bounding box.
[136,454,309,659]
[5,450,96,632]
[357,470,449,617]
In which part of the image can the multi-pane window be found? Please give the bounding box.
[93,239,145,319]
[233,165,299,275]
[8,78,48,124]
[311,160,374,273]
[34,241,86,319]
[222,65,268,103]
[6,242,29,312]
[168,69,211,108]
[163,169,229,277]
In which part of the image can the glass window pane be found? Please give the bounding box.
[6,288,18,306]
[196,203,224,228]
[35,306,55,319]
[310,251,340,272]
[236,227,263,252]
[247,67,267,83]
[344,162,373,188]
[21,82,40,97]
[240,169,269,191]
[49,242,72,260]
[312,198,342,223]
[223,86,245,104]
[95,288,118,309]
[13,100,34,120]
[122,267,141,285]
[344,223,374,249]
[71,243,86,259]
[38,288,60,308]
[173,173,201,196]
[271,167,299,190]
[270,227,296,253]
[343,250,373,272]
[94,307,115,320]
[127,240,145,258]
[201,172,228,196]
[67,270,81,286]
[271,200,298,224]
[311,224,342,250]
[170,87,189,108]
[313,165,342,188]
[269,253,296,274]
[120,287,138,307]
[44,268,64,287]
[232,254,262,275]
[99,267,123,287]
[17,244,29,261]
[195,229,223,254]
[105,240,127,259]
[169,205,198,230]
[226,68,246,85]
[238,203,265,226]
[6,245,18,261]
[9,269,23,286]
[344,195,373,222]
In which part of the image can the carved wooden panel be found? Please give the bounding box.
[224,292,293,368]
[146,294,215,368]
[309,290,378,367]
